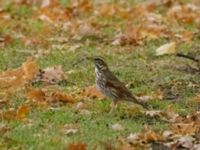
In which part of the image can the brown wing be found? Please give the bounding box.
[105,70,134,100]
[104,70,147,108]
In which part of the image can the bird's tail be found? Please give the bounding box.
[127,95,149,109]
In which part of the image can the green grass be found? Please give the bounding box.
[0,0,200,149]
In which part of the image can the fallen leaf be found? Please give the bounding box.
[75,102,86,110]
[171,122,198,135]
[145,110,162,117]
[176,136,194,149]
[127,133,140,142]
[156,42,176,56]
[112,26,143,46]
[81,85,105,99]
[17,105,29,120]
[145,105,179,123]
[0,108,16,120]
[27,89,46,102]
[0,123,10,134]
[153,89,164,100]
[22,58,38,81]
[175,31,194,42]
[167,4,200,24]
[144,125,162,142]
[67,142,87,150]
[0,58,38,91]
[161,105,179,122]
[0,35,12,47]
[51,92,74,103]
[162,130,173,139]
[0,95,9,106]
[61,124,80,135]
[34,65,66,84]
[111,123,124,131]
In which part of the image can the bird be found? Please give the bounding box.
[93,56,147,114]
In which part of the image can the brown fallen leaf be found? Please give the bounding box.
[27,88,46,102]
[51,91,74,103]
[0,108,16,120]
[153,89,164,100]
[1,105,29,120]
[0,123,10,134]
[175,31,194,42]
[34,65,66,84]
[0,58,38,91]
[0,94,9,106]
[81,85,105,99]
[167,4,200,24]
[112,26,143,46]
[171,122,198,135]
[17,105,29,120]
[161,105,179,123]
[67,142,87,150]
[144,125,163,142]
[0,35,12,47]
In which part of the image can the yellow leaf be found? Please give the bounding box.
[156,42,176,56]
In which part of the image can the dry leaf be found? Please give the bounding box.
[22,59,38,81]
[156,42,176,56]
[153,89,164,100]
[17,105,29,120]
[0,108,16,120]
[0,58,38,91]
[127,133,140,142]
[112,26,143,46]
[144,125,162,142]
[175,31,194,42]
[61,124,80,135]
[161,105,179,122]
[0,95,9,106]
[145,110,162,117]
[111,123,124,131]
[27,89,46,102]
[0,105,29,120]
[167,4,200,24]
[176,136,194,148]
[81,85,105,99]
[51,92,74,103]
[67,142,87,150]
[0,123,10,134]
[0,35,12,47]
[171,122,198,135]
[35,65,66,84]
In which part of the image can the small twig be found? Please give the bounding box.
[176,53,199,62]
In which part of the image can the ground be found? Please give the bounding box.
[0,0,200,149]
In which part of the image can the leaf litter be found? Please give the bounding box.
[0,0,200,149]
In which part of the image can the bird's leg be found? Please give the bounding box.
[109,100,118,114]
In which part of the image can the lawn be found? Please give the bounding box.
[0,0,200,149]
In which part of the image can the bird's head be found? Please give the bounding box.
[93,56,109,71]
